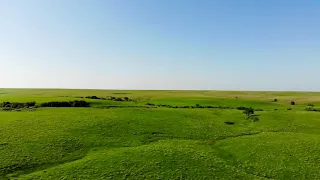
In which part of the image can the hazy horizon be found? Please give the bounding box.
[1,0,320,91]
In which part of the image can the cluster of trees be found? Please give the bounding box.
[40,100,89,107]
[1,101,37,110]
[98,105,155,109]
[84,96,132,102]
[148,103,234,109]
[0,100,91,110]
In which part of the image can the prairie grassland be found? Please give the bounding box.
[0,89,319,179]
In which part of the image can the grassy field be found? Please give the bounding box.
[0,89,319,179]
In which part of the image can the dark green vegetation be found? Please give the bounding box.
[0,89,319,179]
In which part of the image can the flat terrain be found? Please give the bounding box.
[0,89,319,179]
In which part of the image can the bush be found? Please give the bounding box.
[26,101,36,107]
[2,107,12,111]
[291,101,296,105]
[274,98,278,102]
[86,96,100,99]
[71,100,90,107]
[115,98,123,101]
[287,108,292,110]
[237,106,247,110]
[308,104,315,107]
[224,121,235,125]
[124,97,130,101]
[255,108,264,111]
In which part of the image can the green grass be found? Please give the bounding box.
[0,89,319,179]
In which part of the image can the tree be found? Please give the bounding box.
[243,107,254,119]
[291,101,296,105]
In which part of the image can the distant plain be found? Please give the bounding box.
[0,89,319,179]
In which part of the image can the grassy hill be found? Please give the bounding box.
[0,89,319,179]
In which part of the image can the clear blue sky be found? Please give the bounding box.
[1,0,319,90]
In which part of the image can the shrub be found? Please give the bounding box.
[308,104,315,107]
[291,101,296,105]
[86,96,100,99]
[237,106,247,110]
[115,98,123,101]
[274,98,278,102]
[26,101,36,107]
[196,104,200,107]
[255,108,264,111]
[71,100,90,107]
[224,121,235,125]
[124,97,130,101]
[2,102,10,107]
[274,108,278,111]
[2,107,12,111]
[287,108,292,110]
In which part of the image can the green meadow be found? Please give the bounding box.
[0,89,319,179]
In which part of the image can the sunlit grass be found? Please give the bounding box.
[0,89,319,179]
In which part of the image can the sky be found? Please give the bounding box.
[0,0,320,90]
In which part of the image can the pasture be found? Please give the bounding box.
[0,89,319,179]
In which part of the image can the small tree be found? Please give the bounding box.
[291,101,296,105]
[274,98,278,102]
[243,107,254,119]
